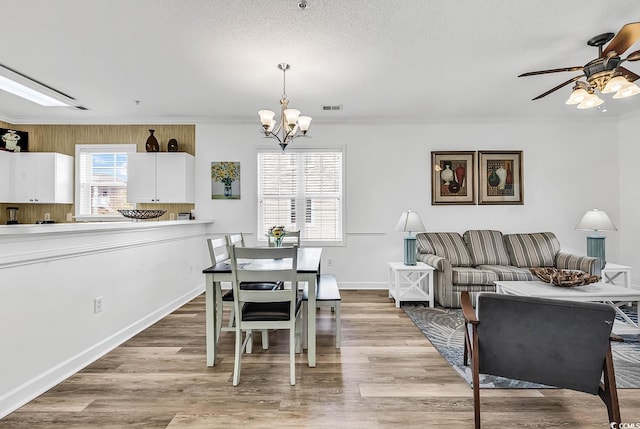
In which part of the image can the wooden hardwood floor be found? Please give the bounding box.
[2,290,639,428]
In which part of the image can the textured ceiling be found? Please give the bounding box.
[1,0,639,124]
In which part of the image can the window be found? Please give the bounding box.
[257,148,344,244]
[75,144,136,221]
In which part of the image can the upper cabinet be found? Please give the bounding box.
[127,152,195,203]
[8,152,74,204]
[0,151,11,202]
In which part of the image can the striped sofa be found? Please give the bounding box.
[416,230,600,308]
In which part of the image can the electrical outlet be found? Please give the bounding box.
[94,297,103,314]
[327,258,333,267]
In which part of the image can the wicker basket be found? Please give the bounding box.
[118,209,166,220]
[529,267,600,287]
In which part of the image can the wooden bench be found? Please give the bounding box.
[303,274,341,348]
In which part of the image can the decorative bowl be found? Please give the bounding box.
[118,209,166,220]
[529,267,600,287]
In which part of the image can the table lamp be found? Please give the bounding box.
[575,208,617,270]
[395,210,425,265]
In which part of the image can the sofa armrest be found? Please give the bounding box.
[418,253,451,273]
[555,252,601,276]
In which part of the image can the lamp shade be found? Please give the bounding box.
[575,209,617,232]
[395,210,425,233]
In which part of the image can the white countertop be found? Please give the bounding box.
[0,219,214,236]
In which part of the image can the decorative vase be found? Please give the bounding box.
[455,164,465,187]
[145,129,159,152]
[496,166,507,190]
[488,169,500,187]
[274,237,283,247]
[506,164,513,185]
[224,184,232,197]
[440,164,454,185]
[167,138,178,152]
[448,180,461,193]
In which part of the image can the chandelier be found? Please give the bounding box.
[258,63,311,151]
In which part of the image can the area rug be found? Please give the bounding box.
[403,303,640,389]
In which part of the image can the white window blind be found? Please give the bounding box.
[75,144,136,220]
[258,149,344,244]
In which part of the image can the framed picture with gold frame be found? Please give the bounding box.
[478,150,523,205]
[431,151,476,205]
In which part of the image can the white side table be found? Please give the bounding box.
[601,263,632,288]
[388,261,435,308]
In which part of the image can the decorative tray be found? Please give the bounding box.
[118,209,166,220]
[529,267,600,287]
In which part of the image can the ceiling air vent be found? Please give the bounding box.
[321,105,343,111]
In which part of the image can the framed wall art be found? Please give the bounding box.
[1,128,28,152]
[431,151,475,205]
[478,150,523,205]
[211,161,240,199]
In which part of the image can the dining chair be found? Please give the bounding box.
[229,244,302,386]
[461,291,620,428]
[206,237,274,350]
[268,230,301,247]
[226,232,245,247]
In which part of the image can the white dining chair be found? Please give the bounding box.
[229,244,302,386]
[206,237,274,351]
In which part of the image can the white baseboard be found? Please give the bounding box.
[0,284,204,419]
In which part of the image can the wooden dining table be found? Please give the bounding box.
[202,247,322,367]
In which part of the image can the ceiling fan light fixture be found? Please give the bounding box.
[612,82,640,99]
[566,87,589,105]
[577,93,604,109]
[601,76,631,94]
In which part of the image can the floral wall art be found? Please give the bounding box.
[211,161,240,200]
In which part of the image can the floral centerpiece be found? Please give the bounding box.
[268,225,287,247]
[211,162,240,198]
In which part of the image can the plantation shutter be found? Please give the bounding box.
[258,149,344,243]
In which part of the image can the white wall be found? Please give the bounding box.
[0,221,213,417]
[195,118,622,287]
[619,110,640,283]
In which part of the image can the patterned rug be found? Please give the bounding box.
[403,303,640,388]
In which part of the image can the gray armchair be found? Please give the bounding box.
[461,291,620,428]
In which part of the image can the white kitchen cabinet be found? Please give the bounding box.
[0,151,11,202]
[11,152,74,203]
[127,152,194,203]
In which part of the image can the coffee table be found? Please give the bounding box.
[494,280,640,335]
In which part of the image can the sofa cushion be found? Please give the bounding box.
[463,230,511,266]
[416,232,474,267]
[478,264,537,281]
[452,267,499,285]
[503,232,561,268]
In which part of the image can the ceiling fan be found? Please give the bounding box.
[519,22,640,109]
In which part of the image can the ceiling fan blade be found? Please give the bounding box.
[518,66,583,77]
[531,75,583,100]
[603,22,640,56]
[618,66,640,82]
[625,50,640,62]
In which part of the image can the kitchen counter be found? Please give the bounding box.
[0,219,212,236]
